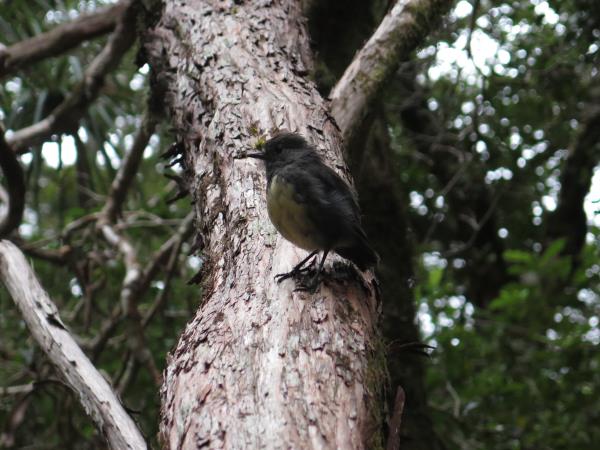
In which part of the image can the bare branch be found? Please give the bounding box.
[386,386,406,450]
[142,213,195,328]
[329,0,454,144]
[98,222,141,312]
[0,126,25,237]
[94,119,182,389]
[14,238,73,264]
[0,240,147,450]
[102,114,157,222]
[0,2,128,79]
[73,132,96,208]
[6,0,137,152]
[0,394,31,447]
[0,384,34,396]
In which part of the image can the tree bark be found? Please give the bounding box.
[310,3,448,447]
[144,1,382,448]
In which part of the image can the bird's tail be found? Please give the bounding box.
[335,230,379,271]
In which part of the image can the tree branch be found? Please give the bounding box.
[0,240,147,450]
[102,114,157,222]
[386,386,406,450]
[0,126,25,237]
[142,212,195,328]
[6,0,137,152]
[329,0,454,144]
[0,2,128,79]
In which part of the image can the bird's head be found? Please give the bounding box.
[244,131,312,166]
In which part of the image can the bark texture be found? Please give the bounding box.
[0,240,146,450]
[318,1,452,445]
[144,1,382,449]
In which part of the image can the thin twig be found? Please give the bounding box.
[142,213,195,328]
[442,188,503,258]
[0,384,34,396]
[102,114,158,222]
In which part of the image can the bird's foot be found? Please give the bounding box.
[274,266,310,283]
[274,254,317,283]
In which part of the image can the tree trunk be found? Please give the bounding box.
[546,102,600,258]
[348,110,445,450]
[144,1,382,448]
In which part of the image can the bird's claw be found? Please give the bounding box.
[275,268,320,293]
[274,265,311,283]
[274,255,317,283]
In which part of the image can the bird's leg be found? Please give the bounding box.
[295,250,329,293]
[275,250,319,283]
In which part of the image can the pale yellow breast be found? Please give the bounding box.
[267,174,321,251]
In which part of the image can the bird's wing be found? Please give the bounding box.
[312,163,362,220]
[309,163,379,268]
[280,159,362,246]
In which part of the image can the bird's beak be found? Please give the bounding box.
[241,151,266,160]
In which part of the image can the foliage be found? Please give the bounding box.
[418,242,600,449]
[388,0,600,448]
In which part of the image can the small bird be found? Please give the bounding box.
[244,131,378,291]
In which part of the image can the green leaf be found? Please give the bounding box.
[504,249,533,264]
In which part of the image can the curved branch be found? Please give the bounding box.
[6,0,137,152]
[142,213,195,328]
[0,126,25,237]
[0,240,147,450]
[102,114,157,222]
[0,1,128,79]
[329,0,454,144]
